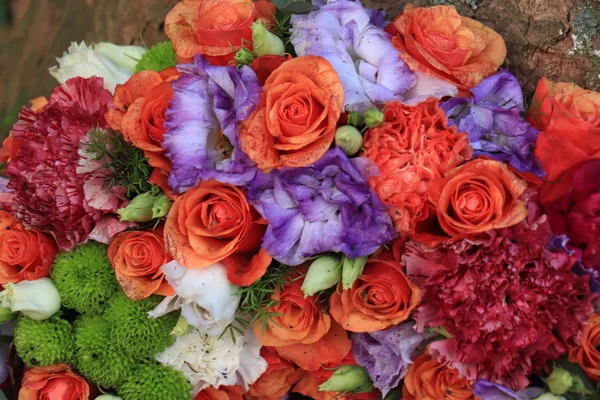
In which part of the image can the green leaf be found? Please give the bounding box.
[273,0,315,14]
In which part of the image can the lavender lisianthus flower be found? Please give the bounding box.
[351,322,432,397]
[441,70,543,177]
[291,0,415,112]
[164,56,260,193]
[473,380,545,400]
[247,147,396,266]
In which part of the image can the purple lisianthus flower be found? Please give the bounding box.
[291,0,415,112]
[441,70,543,177]
[473,380,545,400]
[351,322,432,397]
[164,56,260,194]
[247,147,396,266]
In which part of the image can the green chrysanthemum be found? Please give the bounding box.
[15,315,75,368]
[134,41,177,73]
[105,292,177,360]
[74,315,136,389]
[51,242,118,314]
[118,364,192,400]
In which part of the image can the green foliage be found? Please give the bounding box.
[272,11,296,55]
[82,128,153,198]
[134,41,177,74]
[117,364,193,400]
[51,242,118,315]
[15,315,75,368]
[104,292,178,360]
[74,315,136,389]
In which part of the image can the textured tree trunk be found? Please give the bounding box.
[0,0,599,138]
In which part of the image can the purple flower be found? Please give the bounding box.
[247,147,396,266]
[164,56,260,193]
[473,381,544,400]
[441,70,543,177]
[291,0,415,112]
[351,322,431,396]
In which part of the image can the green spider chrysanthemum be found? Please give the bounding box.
[14,315,75,368]
[51,242,118,314]
[118,364,192,400]
[134,41,177,73]
[105,292,178,360]
[74,314,136,389]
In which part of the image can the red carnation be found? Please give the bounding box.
[6,77,115,251]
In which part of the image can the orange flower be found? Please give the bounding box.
[569,314,600,383]
[362,99,472,237]
[194,386,243,400]
[165,0,275,65]
[403,353,476,400]
[164,180,271,286]
[424,159,528,242]
[329,251,420,332]
[107,226,175,300]
[385,5,506,89]
[0,211,57,285]
[239,56,344,171]
[529,78,600,203]
[255,277,331,347]
[247,347,302,400]
[19,364,90,400]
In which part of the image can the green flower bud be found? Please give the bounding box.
[348,111,363,127]
[152,194,172,219]
[318,365,375,394]
[569,375,591,395]
[95,395,123,400]
[534,394,565,400]
[235,48,255,66]
[117,192,155,222]
[302,255,342,297]
[341,256,367,290]
[335,125,363,156]
[0,307,16,323]
[364,108,384,128]
[251,22,285,57]
[171,315,194,337]
[546,367,573,395]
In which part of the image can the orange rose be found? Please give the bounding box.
[239,56,344,171]
[0,211,57,285]
[422,159,528,242]
[194,385,243,400]
[19,364,90,400]
[107,226,175,300]
[385,5,506,89]
[247,347,302,400]
[329,251,420,332]
[529,78,600,203]
[569,314,600,383]
[255,278,331,347]
[403,353,475,400]
[164,180,271,286]
[165,0,275,65]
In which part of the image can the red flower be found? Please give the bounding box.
[250,55,292,86]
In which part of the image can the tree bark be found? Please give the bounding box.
[0,0,599,138]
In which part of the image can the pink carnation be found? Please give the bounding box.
[404,197,595,390]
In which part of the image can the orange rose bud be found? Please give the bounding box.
[239,55,345,171]
[194,386,244,400]
[247,348,303,400]
[165,0,276,65]
[107,226,175,300]
[19,364,90,400]
[0,211,57,285]
[164,180,271,286]
[403,353,476,400]
[569,314,600,383]
[329,251,420,332]
[385,5,506,89]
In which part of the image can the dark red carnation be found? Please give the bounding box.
[249,54,292,86]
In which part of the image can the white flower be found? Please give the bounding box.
[0,278,61,320]
[149,261,240,336]
[48,41,146,93]
[156,327,267,395]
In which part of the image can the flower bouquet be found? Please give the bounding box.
[1,0,600,399]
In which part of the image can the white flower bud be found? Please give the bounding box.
[0,278,61,320]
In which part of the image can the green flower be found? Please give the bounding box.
[15,315,74,368]
[117,364,193,400]
[134,41,177,73]
[51,242,118,314]
[74,315,136,389]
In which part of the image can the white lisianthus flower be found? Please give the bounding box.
[48,41,146,93]
[156,327,267,395]
[148,260,240,336]
[0,278,61,320]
